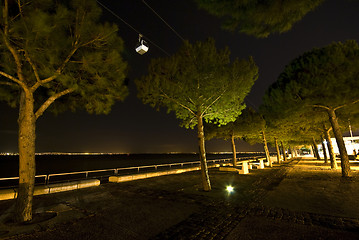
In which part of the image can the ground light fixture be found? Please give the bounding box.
[226,185,234,194]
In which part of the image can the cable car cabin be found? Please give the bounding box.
[135,40,149,55]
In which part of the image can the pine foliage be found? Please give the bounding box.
[195,0,323,38]
[0,0,128,116]
[136,38,258,129]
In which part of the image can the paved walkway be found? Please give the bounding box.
[1,158,359,239]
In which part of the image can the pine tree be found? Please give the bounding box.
[136,38,258,191]
[0,0,128,222]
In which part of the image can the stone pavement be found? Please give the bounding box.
[153,158,359,239]
[1,158,359,239]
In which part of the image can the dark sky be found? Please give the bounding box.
[1,0,359,153]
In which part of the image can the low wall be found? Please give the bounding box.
[0,179,100,201]
[109,166,201,183]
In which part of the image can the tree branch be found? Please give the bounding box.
[188,116,196,125]
[159,90,196,116]
[31,46,79,91]
[187,96,196,105]
[1,1,26,90]
[201,89,226,117]
[24,50,41,84]
[311,104,330,110]
[334,99,359,111]
[0,71,22,85]
[35,88,74,119]
[0,80,17,87]
[80,31,116,48]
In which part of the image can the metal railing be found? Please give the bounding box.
[0,157,245,188]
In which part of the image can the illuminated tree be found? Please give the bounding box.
[136,38,258,191]
[0,0,128,222]
[206,107,263,166]
[195,0,323,38]
[205,121,241,166]
[262,40,359,177]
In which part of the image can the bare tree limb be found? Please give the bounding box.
[24,50,41,84]
[334,99,359,111]
[311,99,359,112]
[31,33,114,91]
[188,116,196,125]
[187,95,196,105]
[311,104,330,110]
[201,89,226,117]
[35,88,74,119]
[159,90,196,116]
[31,46,79,91]
[0,71,22,85]
[1,1,26,90]
[80,31,116,48]
[0,80,17,87]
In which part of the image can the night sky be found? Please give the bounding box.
[1,0,359,153]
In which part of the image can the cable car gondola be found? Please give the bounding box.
[135,34,149,55]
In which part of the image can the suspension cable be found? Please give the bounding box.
[142,0,185,42]
[96,0,170,56]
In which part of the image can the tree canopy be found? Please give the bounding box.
[276,40,359,110]
[136,38,258,191]
[136,38,258,129]
[195,0,324,38]
[0,0,128,115]
[206,107,266,166]
[260,40,359,177]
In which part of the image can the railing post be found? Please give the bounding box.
[86,171,88,179]
[114,168,118,176]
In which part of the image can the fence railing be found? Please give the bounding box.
[0,156,268,188]
[1,157,256,188]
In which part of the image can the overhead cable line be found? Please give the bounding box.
[96,0,170,56]
[142,0,186,42]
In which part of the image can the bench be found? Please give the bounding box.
[219,158,265,174]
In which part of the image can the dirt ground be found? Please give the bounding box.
[0,158,359,239]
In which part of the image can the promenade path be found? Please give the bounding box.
[1,157,359,239]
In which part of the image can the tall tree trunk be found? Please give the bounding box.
[293,147,298,157]
[324,127,338,169]
[275,137,280,163]
[312,137,320,160]
[197,115,211,191]
[281,142,287,161]
[310,146,314,156]
[321,137,328,163]
[231,134,237,167]
[327,109,350,177]
[311,145,317,158]
[16,91,36,222]
[262,131,272,167]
